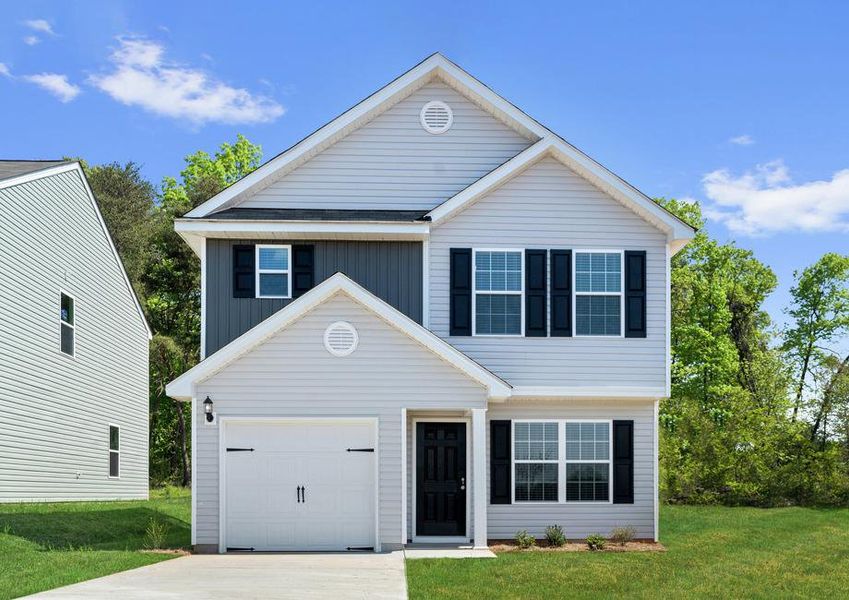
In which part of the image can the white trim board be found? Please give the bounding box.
[166,272,512,401]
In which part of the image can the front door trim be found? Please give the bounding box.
[411,416,471,543]
[217,416,380,553]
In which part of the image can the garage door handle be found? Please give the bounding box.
[297,486,302,503]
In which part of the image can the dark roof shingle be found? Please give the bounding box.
[0,160,70,182]
[202,207,429,222]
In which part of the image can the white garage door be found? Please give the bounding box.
[224,420,376,552]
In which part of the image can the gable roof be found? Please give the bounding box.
[0,160,71,182]
[190,207,429,222]
[185,53,546,218]
[426,137,696,253]
[0,161,151,338]
[166,272,512,400]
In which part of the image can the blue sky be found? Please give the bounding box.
[1,1,847,331]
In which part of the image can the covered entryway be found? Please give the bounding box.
[222,419,377,552]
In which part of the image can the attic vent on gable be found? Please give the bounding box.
[324,321,359,357]
[420,101,453,134]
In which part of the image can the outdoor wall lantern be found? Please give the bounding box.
[203,397,214,423]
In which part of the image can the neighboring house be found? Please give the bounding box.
[166,54,695,553]
[0,161,151,502]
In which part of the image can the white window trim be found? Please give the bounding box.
[511,419,613,505]
[255,244,292,299]
[472,248,525,337]
[572,249,625,338]
[59,289,75,358]
[108,424,120,479]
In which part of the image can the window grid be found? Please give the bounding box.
[513,421,559,503]
[574,250,624,337]
[473,249,524,336]
[513,420,613,504]
[255,244,291,299]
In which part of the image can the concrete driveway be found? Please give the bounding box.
[26,552,407,600]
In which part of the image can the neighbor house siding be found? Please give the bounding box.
[194,293,487,550]
[487,399,656,540]
[0,169,149,501]
[238,82,533,211]
[429,157,668,394]
[205,239,423,355]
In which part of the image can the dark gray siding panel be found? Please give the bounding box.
[205,239,422,355]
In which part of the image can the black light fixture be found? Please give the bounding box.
[203,397,214,423]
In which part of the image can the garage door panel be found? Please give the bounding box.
[224,420,375,551]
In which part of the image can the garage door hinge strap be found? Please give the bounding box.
[346,448,374,452]
[226,447,255,452]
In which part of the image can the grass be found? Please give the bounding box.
[0,486,190,600]
[406,505,849,599]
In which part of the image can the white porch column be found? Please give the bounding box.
[471,408,488,549]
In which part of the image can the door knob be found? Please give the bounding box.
[460,477,466,491]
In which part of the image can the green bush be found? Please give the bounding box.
[610,525,636,545]
[544,525,566,547]
[585,534,606,551]
[514,529,536,549]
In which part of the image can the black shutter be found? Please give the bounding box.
[292,244,315,298]
[613,420,634,504]
[525,250,547,337]
[490,420,512,504]
[449,248,472,336]
[550,250,572,337]
[232,244,255,298]
[625,251,647,338]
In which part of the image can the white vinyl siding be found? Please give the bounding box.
[0,169,149,501]
[239,83,533,211]
[488,400,656,540]
[430,156,668,393]
[194,293,487,551]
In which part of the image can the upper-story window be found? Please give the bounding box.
[60,292,75,356]
[574,251,623,337]
[473,249,523,336]
[256,245,291,299]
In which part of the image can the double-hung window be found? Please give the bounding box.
[256,245,291,299]
[60,292,75,356]
[574,251,623,336]
[565,421,611,502]
[513,420,612,503]
[473,249,523,336]
[513,422,558,502]
[109,425,120,478]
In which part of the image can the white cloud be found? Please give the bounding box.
[23,35,40,46]
[702,160,849,235]
[22,73,81,102]
[89,37,285,125]
[24,19,54,35]
[0,63,10,77]
[729,134,755,146]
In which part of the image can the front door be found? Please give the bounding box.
[416,422,467,537]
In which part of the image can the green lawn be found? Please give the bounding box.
[0,487,190,600]
[407,505,849,599]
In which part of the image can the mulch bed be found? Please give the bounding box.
[489,540,666,553]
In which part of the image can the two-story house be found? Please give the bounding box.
[0,161,150,501]
[166,54,694,553]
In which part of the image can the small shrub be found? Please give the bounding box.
[586,533,606,551]
[544,524,566,547]
[611,525,637,546]
[514,529,536,549]
[144,518,169,550]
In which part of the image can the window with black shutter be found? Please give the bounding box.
[613,420,634,504]
[490,420,512,504]
[525,250,547,337]
[449,248,472,336]
[232,244,255,298]
[624,251,647,338]
[550,250,572,337]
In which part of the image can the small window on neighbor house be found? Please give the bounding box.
[256,245,291,299]
[109,425,120,478]
[60,292,75,356]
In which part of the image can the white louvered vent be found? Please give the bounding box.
[323,321,359,357]
[420,101,453,134]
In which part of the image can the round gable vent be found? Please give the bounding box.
[324,321,359,357]
[420,101,453,134]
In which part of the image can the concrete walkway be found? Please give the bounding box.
[26,552,407,600]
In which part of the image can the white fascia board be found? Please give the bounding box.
[426,137,696,249]
[185,53,547,218]
[509,386,665,400]
[2,162,152,339]
[166,272,511,401]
